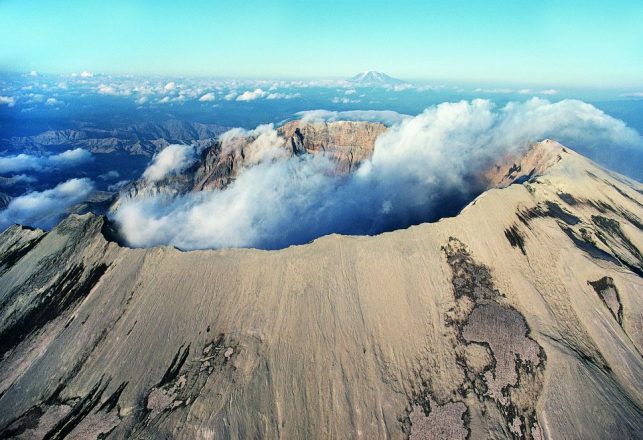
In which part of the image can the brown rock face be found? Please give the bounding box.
[278,120,388,172]
[193,120,387,191]
[112,120,388,210]
[192,142,239,192]
[484,139,565,189]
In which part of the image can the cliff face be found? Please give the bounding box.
[112,120,388,210]
[0,192,10,210]
[278,120,388,173]
[0,142,642,439]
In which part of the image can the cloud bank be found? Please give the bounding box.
[0,178,94,230]
[142,144,197,182]
[112,98,643,250]
[295,110,410,126]
[236,88,267,101]
[0,174,38,186]
[0,149,93,174]
[199,92,216,102]
[0,96,15,106]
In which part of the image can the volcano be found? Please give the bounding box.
[0,138,641,439]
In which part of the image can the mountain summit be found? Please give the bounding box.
[348,70,407,86]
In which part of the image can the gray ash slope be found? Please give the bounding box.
[0,141,642,439]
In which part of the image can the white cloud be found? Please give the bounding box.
[416,84,446,92]
[45,97,61,106]
[332,97,360,104]
[623,92,643,98]
[0,155,43,173]
[112,98,643,250]
[80,70,93,78]
[0,178,94,230]
[29,70,38,77]
[296,109,410,125]
[224,92,237,101]
[518,88,559,95]
[142,144,197,182]
[474,88,514,94]
[236,88,267,101]
[391,83,414,92]
[0,149,93,174]
[0,96,15,107]
[98,170,121,180]
[220,124,289,166]
[164,81,176,92]
[474,88,558,96]
[266,92,301,100]
[199,92,216,102]
[26,93,44,103]
[97,84,131,96]
[0,174,38,186]
[108,180,130,192]
[49,148,92,164]
[98,84,117,95]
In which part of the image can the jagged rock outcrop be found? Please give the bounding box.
[278,120,387,172]
[0,192,10,210]
[111,120,388,210]
[484,139,567,188]
[0,141,641,438]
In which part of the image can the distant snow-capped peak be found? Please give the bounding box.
[349,71,407,86]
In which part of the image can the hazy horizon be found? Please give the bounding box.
[2,1,643,87]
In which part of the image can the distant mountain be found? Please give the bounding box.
[348,70,408,86]
[1,120,229,157]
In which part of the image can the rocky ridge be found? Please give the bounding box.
[112,119,550,213]
[1,120,228,157]
[111,120,388,210]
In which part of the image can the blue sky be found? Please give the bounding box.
[1,0,642,86]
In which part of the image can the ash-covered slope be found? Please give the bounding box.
[0,142,642,439]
